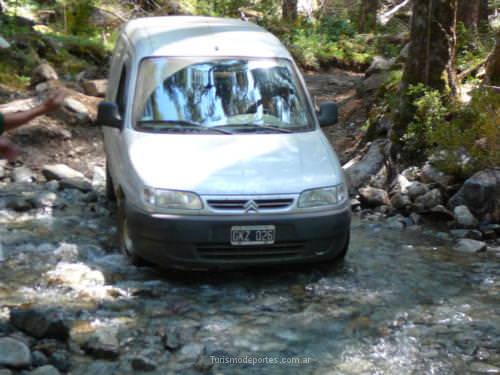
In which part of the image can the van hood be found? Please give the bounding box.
[128,130,343,195]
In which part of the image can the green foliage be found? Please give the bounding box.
[61,0,97,35]
[429,88,500,178]
[456,22,496,80]
[403,84,449,158]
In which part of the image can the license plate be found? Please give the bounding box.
[230,225,275,245]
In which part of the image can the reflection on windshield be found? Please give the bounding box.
[135,58,313,131]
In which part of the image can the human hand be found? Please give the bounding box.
[0,137,20,162]
[42,89,68,113]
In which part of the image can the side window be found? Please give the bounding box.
[116,65,128,117]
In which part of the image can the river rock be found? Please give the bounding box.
[448,169,500,222]
[454,239,487,253]
[42,164,85,182]
[421,162,454,188]
[29,365,61,375]
[6,196,34,212]
[82,80,107,97]
[343,139,389,191]
[12,166,35,183]
[82,330,119,359]
[390,193,411,210]
[401,166,420,181]
[32,191,58,208]
[130,356,157,372]
[359,186,390,207]
[177,343,204,362]
[59,178,92,193]
[454,205,478,228]
[407,181,429,200]
[0,337,32,368]
[468,361,500,373]
[31,63,59,86]
[415,189,442,210]
[450,229,483,240]
[46,262,105,288]
[10,308,71,340]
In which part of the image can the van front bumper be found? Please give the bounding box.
[125,203,351,270]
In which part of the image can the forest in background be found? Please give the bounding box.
[0,0,499,179]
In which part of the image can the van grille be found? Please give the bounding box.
[207,198,294,211]
[196,242,305,261]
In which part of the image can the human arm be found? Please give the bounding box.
[1,89,67,132]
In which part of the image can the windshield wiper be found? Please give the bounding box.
[137,120,232,134]
[213,124,293,133]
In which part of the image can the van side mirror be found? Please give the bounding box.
[317,102,338,127]
[97,102,123,129]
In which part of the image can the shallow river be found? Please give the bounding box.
[1,191,498,375]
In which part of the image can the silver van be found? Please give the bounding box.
[98,16,351,269]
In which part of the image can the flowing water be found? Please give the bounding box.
[0,191,498,374]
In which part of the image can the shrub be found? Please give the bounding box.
[429,87,500,178]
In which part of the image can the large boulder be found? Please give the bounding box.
[343,139,389,192]
[414,188,442,211]
[449,169,500,223]
[420,162,454,188]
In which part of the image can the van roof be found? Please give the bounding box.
[122,16,292,60]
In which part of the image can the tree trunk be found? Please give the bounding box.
[478,0,489,26]
[359,0,379,33]
[458,0,480,32]
[485,32,500,86]
[282,0,298,21]
[393,0,458,144]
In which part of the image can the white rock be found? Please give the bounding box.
[46,262,105,288]
[454,239,487,253]
[454,205,478,228]
[42,164,85,181]
[0,36,10,49]
[29,365,61,375]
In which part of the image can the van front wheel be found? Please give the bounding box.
[117,196,146,267]
[106,164,116,202]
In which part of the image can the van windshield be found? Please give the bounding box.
[134,58,315,133]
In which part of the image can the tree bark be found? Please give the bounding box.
[359,0,379,33]
[485,32,500,86]
[393,0,458,145]
[402,0,458,93]
[478,0,489,26]
[458,0,480,32]
[282,0,298,21]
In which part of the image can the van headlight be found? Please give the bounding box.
[143,188,203,210]
[298,184,347,208]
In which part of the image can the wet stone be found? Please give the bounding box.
[83,330,120,360]
[12,166,36,183]
[454,239,487,254]
[468,361,500,374]
[163,328,182,351]
[10,308,71,340]
[28,365,61,375]
[49,350,71,372]
[32,350,49,367]
[130,356,157,372]
[0,337,32,368]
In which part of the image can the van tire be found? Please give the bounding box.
[106,164,117,202]
[332,233,350,262]
[117,196,146,267]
